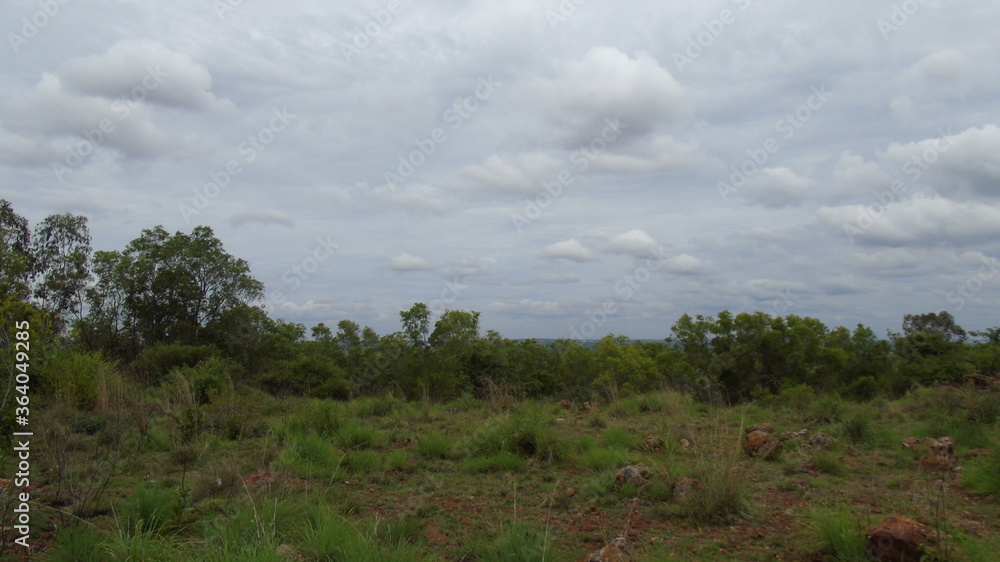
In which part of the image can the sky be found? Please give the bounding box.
[2,0,999,340]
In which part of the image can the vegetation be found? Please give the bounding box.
[2,199,1000,559]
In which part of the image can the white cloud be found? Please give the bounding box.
[388,253,433,272]
[602,229,659,258]
[539,239,595,262]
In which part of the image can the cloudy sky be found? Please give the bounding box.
[3,0,999,339]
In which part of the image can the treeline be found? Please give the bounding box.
[2,199,999,417]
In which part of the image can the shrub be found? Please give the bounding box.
[779,383,816,410]
[38,350,119,411]
[810,451,846,476]
[137,344,216,384]
[581,447,628,471]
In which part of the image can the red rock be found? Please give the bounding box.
[743,429,783,459]
[641,435,665,452]
[804,432,836,450]
[560,399,572,410]
[673,477,705,502]
[919,437,956,471]
[581,401,602,414]
[867,516,939,562]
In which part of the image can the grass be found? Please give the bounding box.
[810,506,869,562]
[9,387,1000,561]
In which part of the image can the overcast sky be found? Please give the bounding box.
[3,0,999,339]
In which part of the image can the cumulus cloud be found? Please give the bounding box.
[740,167,816,208]
[539,239,595,262]
[661,254,711,275]
[523,47,688,141]
[818,195,1000,247]
[57,40,235,112]
[388,253,433,272]
[602,229,660,258]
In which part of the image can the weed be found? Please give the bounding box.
[473,521,554,562]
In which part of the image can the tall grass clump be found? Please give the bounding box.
[274,432,344,480]
[297,510,427,562]
[676,434,754,524]
[50,525,104,562]
[473,521,554,562]
[416,431,454,459]
[810,506,869,561]
[463,403,569,462]
[963,454,1000,499]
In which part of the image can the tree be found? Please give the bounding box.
[82,225,264,355]
[900,311,967,343]
[429,310,480,349]
[0,200,32,302]
[31,212,92,330]
[400,302,431,348]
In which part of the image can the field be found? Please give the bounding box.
[2,382,999,561]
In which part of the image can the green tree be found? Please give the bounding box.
[900,311,967,343]
[400,302,431,348]
[31,212,92,330]
[83,225,264,355]
[0,200,33,302]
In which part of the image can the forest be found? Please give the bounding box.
[2,199,999,560]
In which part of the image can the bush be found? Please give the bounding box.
[137,344,216,384]
[38,350,119,411]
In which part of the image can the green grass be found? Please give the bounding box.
[810,506,869,561]
[463,404,569,462]
[580,446,629,471]
[963,454,1000,499]
[600,426,640,450]
[472,521,554,562]
[416,431,454,459]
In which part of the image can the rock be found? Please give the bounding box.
[867,516,940,562]
[275,544,305,561]
[672,476,705,502]
[780,428,810,441]
[963,373,995,390]
[581,401,602,414]
[742,425,783,459]
[746,423,773,434]
[919,437,957,471]
[577,536,633,562]
[901,437,922,450]
[805,432,837,450]
[613,464,651,489]
[560,399,572,410]
[641,435,665,452]
[423,525,449,546]
[679,438,691,450]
